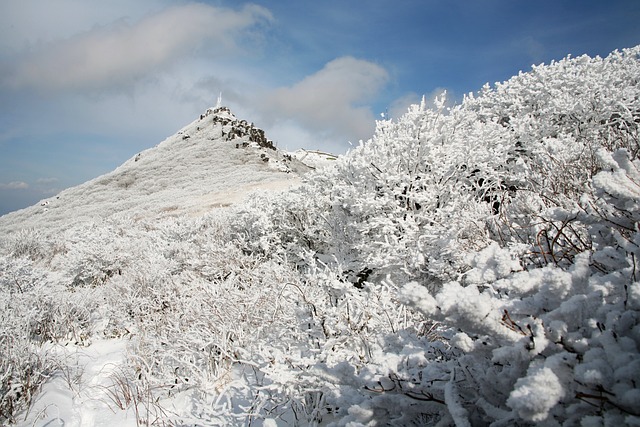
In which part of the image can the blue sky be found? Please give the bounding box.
[1,0,639,215]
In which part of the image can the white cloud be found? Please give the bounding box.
[0,181,29,190]
[0,0,165,53]
[1,3,272,91]
[35,177,59,184]
[259,56,389,144]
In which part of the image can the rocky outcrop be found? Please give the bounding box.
[202,106,275,150]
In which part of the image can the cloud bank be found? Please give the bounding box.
[1,3,272,91]
[0,181,29,190]
[259,56,389,143]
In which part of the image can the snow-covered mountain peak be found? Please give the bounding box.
[185,105,276,150]
[0,106,312,236]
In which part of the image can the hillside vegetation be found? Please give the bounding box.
[1,46,640,426]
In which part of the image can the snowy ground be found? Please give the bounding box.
[0,108,335,427]
[18,340,134,427]
[16,340,279,427]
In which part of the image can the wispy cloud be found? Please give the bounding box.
[35,177,59,185]
[259,56,389,143]
[1,3,272,92]
[0,181,29,190]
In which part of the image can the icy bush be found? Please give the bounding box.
[396,151,640,424]
[227,46,640,425]
[5,228,48,261]
[0,254,63,422]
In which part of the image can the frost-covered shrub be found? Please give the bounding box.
[467,48,640,165]
[226,47,640,425]
[228,261,430,426]
[5,228,47,261]
[322,96,514,285]
[56,220,137,289]
[0,254,65,423]
[393,150,640,425]
[0,334,55,424]
[228,186,332,266]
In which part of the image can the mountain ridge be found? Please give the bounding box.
[0,106,316,235]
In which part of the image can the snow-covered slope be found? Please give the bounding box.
[0,106,312,235]
[4,47,639,427]
[0,107,327,426]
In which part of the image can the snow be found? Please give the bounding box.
[464,242,522,284]
[444,376,471,427]
[0,107,327,426]
[0,108,312,236]
[507,367,565,422]
[2,46,640,426]
[19,339,134,427]
[450,332,475,353]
